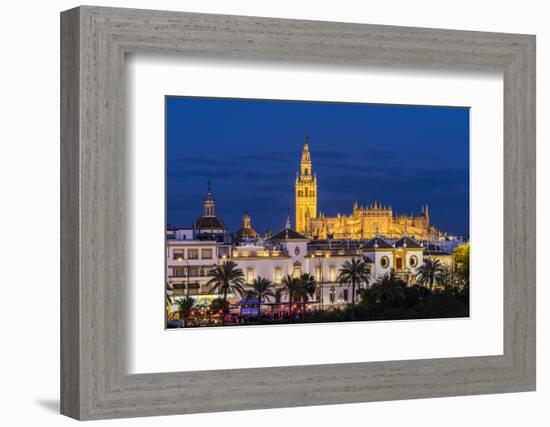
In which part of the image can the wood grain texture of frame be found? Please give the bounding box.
[60,5,536,420]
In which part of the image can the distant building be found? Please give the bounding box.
[235,212,258,243]
[166,238,232,298]
[192,181,230,243]
[168,211,426,309]
[295,139,443,240]
[166,140,466,315]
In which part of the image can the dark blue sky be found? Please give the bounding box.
[166,96,470,236]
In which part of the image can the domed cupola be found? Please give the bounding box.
[194,181,226,234]
[236,211,259,242]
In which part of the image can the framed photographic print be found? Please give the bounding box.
[164,97,471,329]
[61,6,536,420]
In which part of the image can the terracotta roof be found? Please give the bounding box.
[362,236,393,249]
[269,228,307,241]
[393,236,423,249]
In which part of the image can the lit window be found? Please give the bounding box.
[246,267,255,284]
[218,247,230,258]
[201,249,213,259]
[274,267,282,284]
[315,266,322,282]
[173,250,184,260]
[329,266,336,282]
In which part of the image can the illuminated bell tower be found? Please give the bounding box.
[295,136,317,234]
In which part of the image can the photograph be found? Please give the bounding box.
[165,96,471,328]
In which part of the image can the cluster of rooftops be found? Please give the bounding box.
[167,182,456,256]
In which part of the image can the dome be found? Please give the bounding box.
[236,212,258,241]
[194,181,226,232]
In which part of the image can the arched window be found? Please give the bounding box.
[305,188,309,197]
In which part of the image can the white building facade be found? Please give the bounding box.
[167,221,425,310]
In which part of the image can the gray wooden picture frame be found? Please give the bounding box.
[60,5,536,421]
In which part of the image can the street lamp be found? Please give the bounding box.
[184,259,190,297]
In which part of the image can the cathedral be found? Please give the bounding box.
[295,140,443,240]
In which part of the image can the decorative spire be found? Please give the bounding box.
[300,136,311,167]
[242,211,251,228]
[202,180,216,217]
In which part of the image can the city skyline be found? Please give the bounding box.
[166,96,470,236]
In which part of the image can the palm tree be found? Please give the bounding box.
[174,296,197,327]
[247,277,276,322]
[417,258,443,291]
[337,258,371,307]
[435,265,455,293]
[368,273,406,307]
[207,260,245,325]
[281,274,306,319]
[299,273,317,314]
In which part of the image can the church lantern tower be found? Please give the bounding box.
[202,180,216,217]
[295,136,317,234]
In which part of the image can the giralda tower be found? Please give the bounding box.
[295,136,317,234]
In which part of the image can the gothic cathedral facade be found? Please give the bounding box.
[294,140,443,240]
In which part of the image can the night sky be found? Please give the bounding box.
[166,96,470,236]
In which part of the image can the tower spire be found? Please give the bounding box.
[202,180,216,217]
[295,136,317,234]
